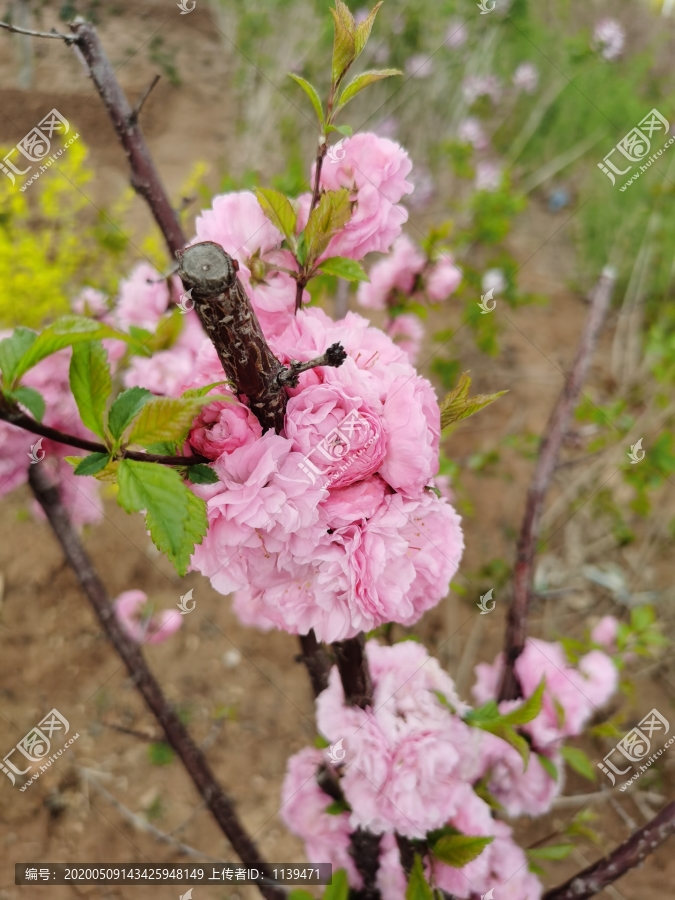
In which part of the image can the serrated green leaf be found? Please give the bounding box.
[406,855,433,900]
[334,68,401,116]
[431,834,494,868]
[315,256,368,282]
[334,0,355,31]
[255,187,298,242]
[354,2,383,58]
[287,73,325,126]
[0,328,37,385]
[324,869,349,900]
[502,678,546,726]
[465,700,501,726]
[528,844,574,861]
[330,6,355,85]
[11,316,129,388]
[537,753,559,782]
[127,397,205,448]
[73,452,111,477]
[560,745,596,782]
[69,340,112,440]
[440,372,507,429]
[305,188,352,265]
[325,799,351,815]
[10,386,45,421]
[108,387,153,441]
[117,459,208,576]
[187,463,219,485]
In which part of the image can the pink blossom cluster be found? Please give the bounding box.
[113,589,183,645]
[0,344,104,526]
[357,235,462,311]
[283,638,619,900]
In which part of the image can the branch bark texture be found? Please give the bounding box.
[499,266,616,701]
[542,800,675,900]
[28,464,284,900]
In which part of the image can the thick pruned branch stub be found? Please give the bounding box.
[177,241,347,432]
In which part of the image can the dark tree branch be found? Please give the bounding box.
[297,631,333,696]
[278,343,347,388]
[350,829,382,900]
[28,464,284,900]
[0,21,76,42]
[542,801,675,900]
[68,18,187,259]
[332,633,374,709]
[499,266,616,701]
[0,401,208,467]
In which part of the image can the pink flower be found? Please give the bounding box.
[113,590,183,645]
[593,19,625,61]
[425,256,462,301]
[72,287,109,318]
[380,373,440,497]
[114,263,172,332]
[458,117,488,149]
[189,397,262,460]
[462,75,502,106]
[475,161,503,192]
[319,475,388,529]
[312,134,413,260]
[477,732,562,817]
[357,235,426,311]
[281,747,362,887]
[591,615,619,650]
[446,18,468,49]
[386,314,424,364]
[513,62,539,94]
[405,54,434,79]
[285,383,386,489]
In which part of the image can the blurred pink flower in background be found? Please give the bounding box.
[458,117,488,149]
[475,161,503,192]
[405,54,434,78]
[113,590,183,645]
[386,314,424,363]
[462,74,502,106]
[593,19,625,60]
[482,267,507,295]
[72,287,109,318]
[426,256,462,301]
[446,18,468,48]
[407,168,435,210]
[357,234,426,310]
[591,615,619,650]
[374,117,398,140]
[513,62,539,94]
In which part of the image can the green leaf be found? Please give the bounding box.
[334,68,401,116]
[560,746,596,782]
[433,690,457,713]
[330,5,355,85]
[11,316,129,388]
[117,459,208,576]
[289,892,314,900]
[500,725,531,770]
[326,123,354,136]
[325,799,351,815]
[187,463,219,485]
[181,381,234,399]
[127,397,205,448]
[314,734,330,749]
[354,2,383,58]
[10,386,45,421]
[537,753,559,782]
[0,328,37,385]
[108,387,153,441]
[406,855,433,900]
[465,700,501,726]
[323,869,349,900]
[304,188,352,264]
[528,844,574,861]
[255,187,298,242]
[501,678,546,726]
[315,256,368,282]
[287,73,325,126]
[69,340,112,440]
[431,834,494,868]
[440,371,507,429]
[148,742,175,766]
[73,452,111,477]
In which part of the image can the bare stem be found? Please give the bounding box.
[332,633,374,709]
[297,631,333,697]
[0,403,208,467]
[498,266,616,701]
[0,20,76,42]
[542,801,675,900]
[28,464,284,900]
[68,18,187,259]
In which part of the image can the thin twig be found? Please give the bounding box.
[542,801,675,900]
[0,20,76,43]
[129,74,161,125]
[68,18,186,258]
[28,464,283,900]
[0,403,208,467]
[499,266,617,701]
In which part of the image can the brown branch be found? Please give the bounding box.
[28,463,284,900]
[129,74,161,125]
[278,343,347,387]
[351,828,382,900]
[332,633,374,709]
[68,18,186,259]
[297,631,333,696]
[542,800,675,900]
[0,21,76,42]
[0,403,208,467]
[498,266,616,701]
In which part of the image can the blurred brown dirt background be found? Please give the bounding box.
[1,2,674,899]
